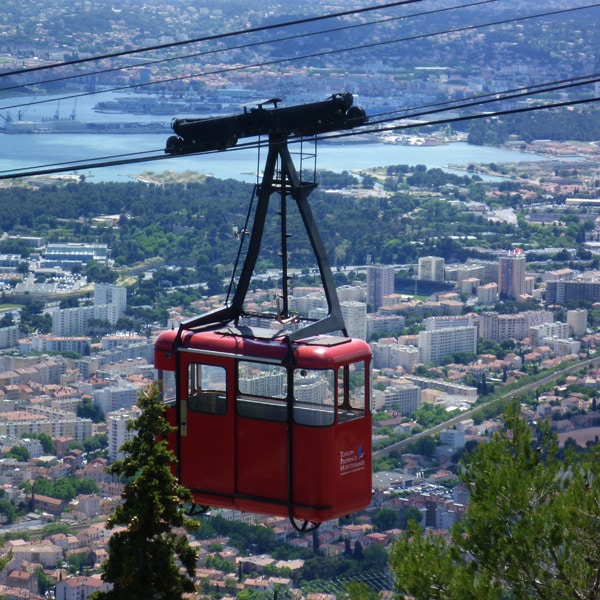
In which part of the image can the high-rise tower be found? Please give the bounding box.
[498,250,526,300]
[367,264,395,311]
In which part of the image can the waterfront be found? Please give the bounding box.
[0,92,564,183]
[0,132,555,184]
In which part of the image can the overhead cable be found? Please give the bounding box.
[0,0,428,79]
[2,2,598,113]
[0,0,500,95]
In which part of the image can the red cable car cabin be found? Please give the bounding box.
[155,325,372,525]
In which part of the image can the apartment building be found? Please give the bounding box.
[479,310,554,342]
[418,256,445,282]
[340,300,367,340]
[418,326,477,366]
[498,250,526,300]
[107,406,141,462]
[383,381,421,414]
[367,264,395,310]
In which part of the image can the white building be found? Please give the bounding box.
[567,308,588,337]
[418,256,445,282]
[383,381,421,414]
[341,301,367,340]
[56,575,111,599]
[107,406,141,462]
[529,322,570,347]
[371,340,419,372]
[0,326,18,350]
[28,335,91,355]
[43,242,108,269]
[439,428,465,451]
[498,250,526,300]
[544,337,581,357]
[477,282,498,305]
[418,326,477,366]
[95,283,127,314]
[52,284,127,336]
[94,383,141,417]
[424,314,479,331]
[479,310,554,342]
[366,314,405,339]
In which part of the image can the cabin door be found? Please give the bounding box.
[178,356,235,501]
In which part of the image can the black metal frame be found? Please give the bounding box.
[178,134,347,341]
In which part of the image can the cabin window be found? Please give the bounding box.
[337,361,368,422]
[293,368,335,427]
[160,370,176,407]
[187,363,227,415]
[237,361,287,422]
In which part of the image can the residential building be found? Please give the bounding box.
[366,314,405,339]
[340,300,367,340]
[51,284,127,336]
[0,410,92,441]
[567,308,588,337]
[107,406,141,462]
[94,283,127,316]
[418,326,477,365]
[529,322,569,347]
[418,256,445,282]
[498,250,526,300]
[366,264,395,311]
[370,340,418,372]
[94,383,141,417]
[424,314,479,332]
[26,335,92,355]
[479,310,554,342]
[383,381,421,414]
[546,280,600,305]
[477,282,498,305]
[0,325,18,350]
[7,540,63,568]
[439,427,465,451]
[56,576,111,599]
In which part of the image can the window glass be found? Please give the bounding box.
[337,361,367,422]
[188,363,227,415]
[237,361,287,422]
[160,370,176,406]
[293,368,335,426]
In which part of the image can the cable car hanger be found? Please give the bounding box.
[166,92,368,341]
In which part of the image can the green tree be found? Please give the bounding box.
[36,566,52,595]
[389,400,600,599]
[3,445,29,461]
[89,383,197,600]
[0,498,16,524]
[76,397,103,421]
[24,432,56,455]
[372,507,398,532]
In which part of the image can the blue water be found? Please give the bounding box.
[0,134,553,184]
[0,92,557,183]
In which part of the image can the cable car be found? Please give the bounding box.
[155,326,371,528]
[155,93,372,530]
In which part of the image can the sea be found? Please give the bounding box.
[0,91,570,184]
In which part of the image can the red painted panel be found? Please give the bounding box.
[236,417,288,503]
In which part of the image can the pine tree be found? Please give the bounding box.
[389,400,600,599]
[90,383,197,599]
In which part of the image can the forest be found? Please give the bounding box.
[465,106,600,145]
[0,165,590,283]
